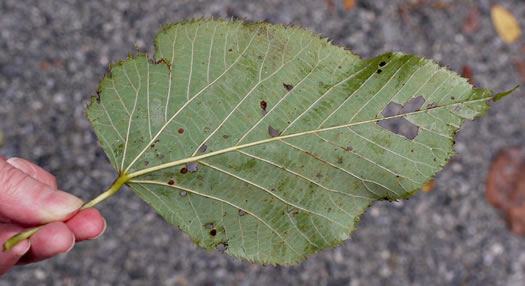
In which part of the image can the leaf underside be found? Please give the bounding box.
[86,19,515,265]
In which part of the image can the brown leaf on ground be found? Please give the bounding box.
[342,0,355,10]
[325,0,334,10]
[421,180,435,192]
[486,147,525,235]
[491,5,521,44]
[40,61,49,71]
[514,60,525,83]
[461,65,473,85]
[462,6,480,33]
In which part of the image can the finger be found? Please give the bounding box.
[0,224,31,275]
[65,208,106,241]
[17,222,74,265]
[7,158,57,188]
[0,156,6,162]
[0,160,82,225]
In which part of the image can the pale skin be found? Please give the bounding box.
[0,156,106,275]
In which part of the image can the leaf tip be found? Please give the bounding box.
[493,84,520,102]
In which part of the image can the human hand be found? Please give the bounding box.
[0,156,106,275]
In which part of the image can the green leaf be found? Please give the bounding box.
[86,19,518,265]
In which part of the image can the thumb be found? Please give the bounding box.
[0,158,83,225]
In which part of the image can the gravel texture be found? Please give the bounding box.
[1,0,525,285]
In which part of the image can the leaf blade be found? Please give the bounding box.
[87,19,517,265]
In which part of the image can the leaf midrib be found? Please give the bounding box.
[124,97,489,179]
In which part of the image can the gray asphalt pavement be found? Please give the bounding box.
[1,1,524,285]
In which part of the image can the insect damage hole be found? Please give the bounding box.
[377,96,425,140]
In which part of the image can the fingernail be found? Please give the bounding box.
[91,217,107,240]
[41,191,83,223]
[11,239,30,256]
[64,233,75,254]
[6,158,29,173]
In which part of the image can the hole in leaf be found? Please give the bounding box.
[238,209,246,216]
[377,99,423,140]
[186,161,199,173]
[377,117,419,140]
[268,126,280,137]
[205,223,214,229]
[198,144,207,153]
[217,243,228,252]
[180,191,187,196]
[402,96,425,113]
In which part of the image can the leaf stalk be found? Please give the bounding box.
[2,174,130,252]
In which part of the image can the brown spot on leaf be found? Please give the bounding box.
[379,61,386,67]
[180,167,188,174]
[486,147,525,235]
[228,48,233,52]
[186,161,199,173]
[337,157,343,164]
[223,135,230,139]
[376,69,382,74]
[178,128,184,134]
[426,102,437,109]
[268,126,280,137]
[283,83,293,91]
[168,180,174,185]
[210,229,217,236]
[144,161,149,166]
[260,100,267,115]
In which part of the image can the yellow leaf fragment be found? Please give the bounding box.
[421,180,435,192]
[491,5,521,44]
[342,0,355,10]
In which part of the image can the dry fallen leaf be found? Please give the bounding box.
[514,60,525,83]
[325,0,334,10]
[462,6,480,34]
[486,147,525,235]
[342,0,355,10]
[491,5,521,44]
[461,65,474,85]
[421,180,435,192]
